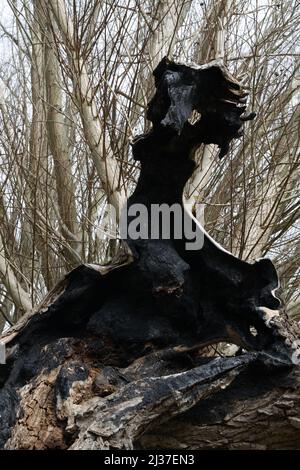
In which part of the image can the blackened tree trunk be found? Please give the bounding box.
[0,59,299,450]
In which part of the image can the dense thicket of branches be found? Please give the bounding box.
[0,0,299,327]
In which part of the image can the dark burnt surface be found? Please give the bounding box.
[0,58,296,450]
[125,57,282,355]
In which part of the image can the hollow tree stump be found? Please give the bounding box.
[0,58,299,450]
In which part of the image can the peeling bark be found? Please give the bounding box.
[139,365,300,450]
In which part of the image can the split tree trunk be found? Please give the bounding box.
[0,59,299,450]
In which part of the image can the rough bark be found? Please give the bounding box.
[0,59,299,450]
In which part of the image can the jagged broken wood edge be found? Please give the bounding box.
[1,257,298,365]
[68,354,257,450]
[0,247,134,349]
[1,59,300,450]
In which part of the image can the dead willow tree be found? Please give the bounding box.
[0,0,299,450]
[0,58,300,450]
[0,0,299,328]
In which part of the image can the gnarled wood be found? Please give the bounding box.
[0,59,299,450]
